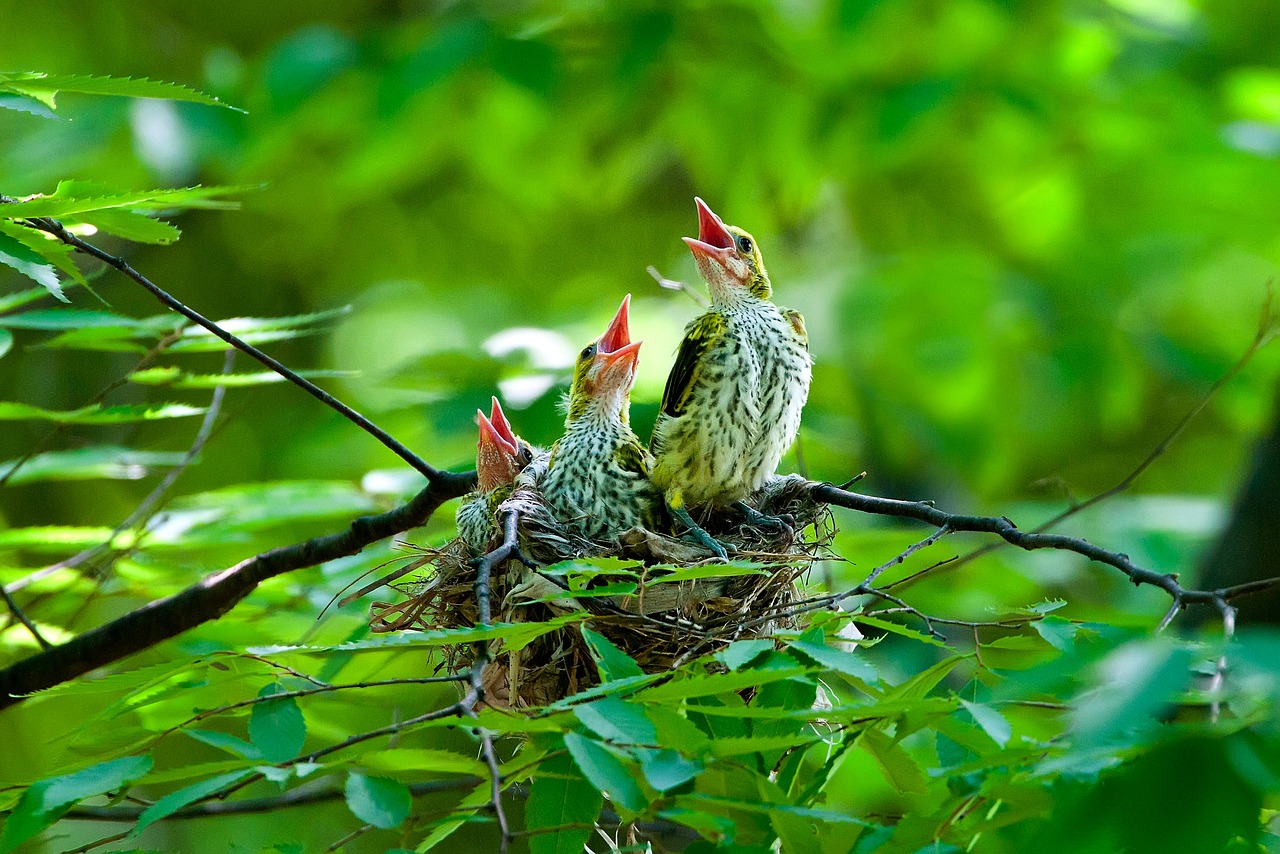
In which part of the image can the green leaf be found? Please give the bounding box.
[0,446,186,485]
[958,700,1012,747]
[0,755,153,852]
[77,209,181,244]
[132,770,254,836]
[358,748,486,776]
[657,808,737,844]
[0,72,241,110]
[573,696,656,745]
[858,727,928,795]
[719,639,775,671]
[647,562,769,584]
[881,655,966,702]
[580,626,644,681]
[0,230,63,301]
[415,780,491,851]
[249,683,307,763]
[0,328,10,358]
[639,665,815,702]
[185,730,262,760]
[636,748,702,791]
[1071,641,1194,745]
[564,732,647,812]
[1033,615,1079,652]
[525,752,602,854]
[0,184,251,218]
[345,773,411,829]
[0,92,58,119]
[131,367,358,388]
[0,309,144,329]
[787,636,879,683]
[0,285,53,314]
[0,220,89,289]
[852,614,950,648]
[0,525,113,550]
[0,401,206,424]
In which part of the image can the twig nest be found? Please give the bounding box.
[368,475,833,708]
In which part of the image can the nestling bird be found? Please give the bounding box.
[539,294,661,540]
[456,396,536,554]
[649,198,812,557]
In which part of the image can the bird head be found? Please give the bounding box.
[683,197,771,302]
[567,294,643,422]
[475,396,532,492]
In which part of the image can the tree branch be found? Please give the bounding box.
[0,471,474,708]
[808,481,1280,626]
[10,210,441,481]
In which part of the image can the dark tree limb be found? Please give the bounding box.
[809,481,1280,625]
[0,471,475,709]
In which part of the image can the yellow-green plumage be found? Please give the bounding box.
[650,221,812,513]
[539,340,661,540]
[456,484,512,554]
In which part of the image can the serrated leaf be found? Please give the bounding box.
[564,733,647,812]
[0,220,86,291]
[638,665,814,702]
[718,639,774,671]
[787,637,879,683]
[345,773,411,829]
[858,727,928,794]
[574,696,656,745]
[0,92,59,119]
[77,209,181,244]
[249,683,306,763]
[648,562,769,584]
[581,626,644,681]
[0,72,241,110]
[852,614,950,648]
[0,401,206,424]
[526,752,601,854]
[0,755,153,852]
[0,230,63,301]
[1033,616,1079,652]
[958,700,1012,747]
[132,770,254,836]
[0,184,252,218]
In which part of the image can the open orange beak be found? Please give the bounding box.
[476,407,519,491]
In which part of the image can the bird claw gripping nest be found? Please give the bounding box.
[367,474,834,708]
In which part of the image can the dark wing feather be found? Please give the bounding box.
[658,311,726,419]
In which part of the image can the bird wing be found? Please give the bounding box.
[613,436,652,478]
[658,311,727,419]
[782,308,809,348]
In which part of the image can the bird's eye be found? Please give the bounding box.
[736,235,753,254]
[580,343,597,359]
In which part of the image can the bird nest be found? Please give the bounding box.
[365,475,833,709]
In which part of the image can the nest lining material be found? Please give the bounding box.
[367,474,834,709]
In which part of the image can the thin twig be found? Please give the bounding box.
[0,328,185,489]
[647,265,709,308]
[12,212,440,480]
[64,779,478,821]
[4,348,235,598]
[888,289,1279,593]
[0,585,48,649]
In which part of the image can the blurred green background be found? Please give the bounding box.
[2,1,1280,850]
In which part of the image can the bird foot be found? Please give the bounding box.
[733,501,795,537]
[686,525,731,560]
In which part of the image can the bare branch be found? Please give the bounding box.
[0,472,474,708]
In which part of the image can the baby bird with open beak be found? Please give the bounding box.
[539,294,661,540]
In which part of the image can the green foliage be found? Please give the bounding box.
[2,4,1280,852]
